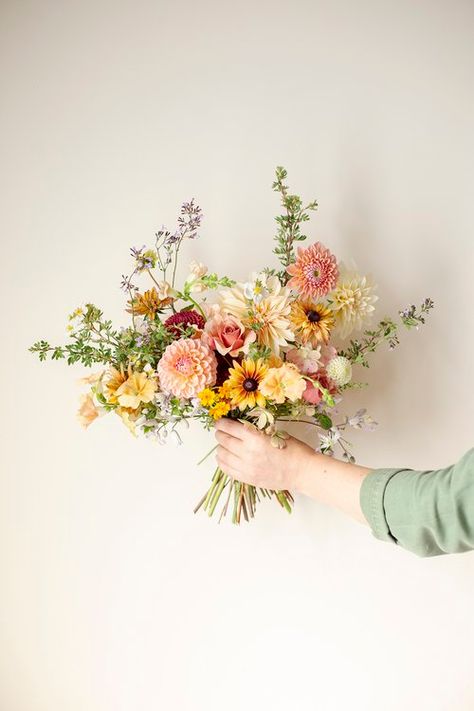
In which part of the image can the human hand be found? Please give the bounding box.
[214,418,314,492]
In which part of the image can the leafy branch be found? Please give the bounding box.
[340,298,434,367]
[272,166,318,282]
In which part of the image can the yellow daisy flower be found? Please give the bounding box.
[226,358,268,411]
[290,300,335,346]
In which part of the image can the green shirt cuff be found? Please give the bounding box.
[360,468,411,544]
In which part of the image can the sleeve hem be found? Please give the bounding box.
[360,468,409,544]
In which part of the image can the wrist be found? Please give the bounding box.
[292,445,321,495]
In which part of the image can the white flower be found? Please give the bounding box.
[326,356,352,387]
[318,428,341,453]
[243,273,270,303]
[329,264,378,338]
[348,408,378,431]
[185,261,208,292]
[247,407,275,430]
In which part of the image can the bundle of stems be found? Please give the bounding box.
[194,467,293,524]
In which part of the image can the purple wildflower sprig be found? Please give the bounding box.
[150,199,203,286]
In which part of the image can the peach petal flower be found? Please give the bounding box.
[77,393,99,428]
[203,313,256,357]
[287,242,339,298]
[157,338,217,399]
[260,363,306,404]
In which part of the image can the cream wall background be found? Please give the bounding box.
[1,1,473,710]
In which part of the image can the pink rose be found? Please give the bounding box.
[203,313,256,357]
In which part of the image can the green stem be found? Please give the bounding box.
[208,472,228,517]
[197,444,218,466]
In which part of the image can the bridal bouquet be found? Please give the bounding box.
[30,167,433,523]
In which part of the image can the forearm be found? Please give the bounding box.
[294,450,372,525]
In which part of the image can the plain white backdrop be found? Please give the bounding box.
[1,1,474,709]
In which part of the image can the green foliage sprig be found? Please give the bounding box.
[340,298,434,367]
[272,166,318,282]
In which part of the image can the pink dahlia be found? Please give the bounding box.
[287,242,339,298]
[164,310,205,338]
[157,338,217,399]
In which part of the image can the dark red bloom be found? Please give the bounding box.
[164,310,205,338]
[215,352,232,386]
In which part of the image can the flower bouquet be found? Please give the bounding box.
[30,167,433,523]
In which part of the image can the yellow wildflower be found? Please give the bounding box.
[198,388,217,407]
[209,401,231,420]
[218,381,232,400]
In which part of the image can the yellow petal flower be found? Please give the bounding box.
[116,370,157,410]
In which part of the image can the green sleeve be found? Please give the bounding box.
[359,448,474,557]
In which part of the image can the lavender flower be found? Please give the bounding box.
[120,274,139,292]
[177,199,202,240]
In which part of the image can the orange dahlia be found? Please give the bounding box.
[287,242,339,298]
[226,358,268,411]
[290,300,335,345]
[127,287,174,319]
[157,338,217,399]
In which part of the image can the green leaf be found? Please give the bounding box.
[315,413,332,430]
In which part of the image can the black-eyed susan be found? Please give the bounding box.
[290,300,335,346]
[226,358,268,411]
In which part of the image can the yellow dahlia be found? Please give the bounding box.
[260,363,306,404]
[219,276,293,355]
[115,369,158,409]
[226,358,268,411]
[329,267,378,338]
[290,300,335,346]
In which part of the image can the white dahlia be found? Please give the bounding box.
[219,275,294,355]
[329,266,378,338]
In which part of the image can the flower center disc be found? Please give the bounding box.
[307,309,321,323]
[243,377,258,392]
